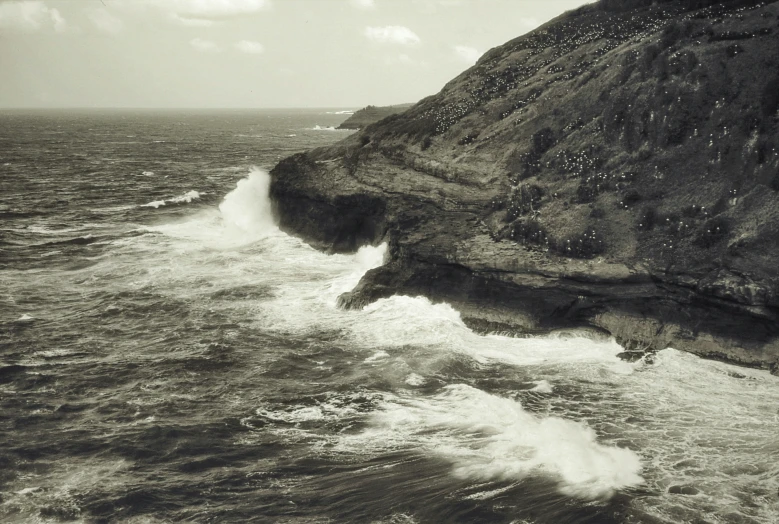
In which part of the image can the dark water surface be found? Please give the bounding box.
[1,110,778,523]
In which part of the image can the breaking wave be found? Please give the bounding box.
[310,125,349,132]
[351,384,643,500]
[218,167,275,235]
[141,190,202,208]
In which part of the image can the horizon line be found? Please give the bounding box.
[0,105,410,111]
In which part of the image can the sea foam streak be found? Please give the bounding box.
[141,190,201,208]
[349,384,643,500]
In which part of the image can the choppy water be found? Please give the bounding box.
[1,110,778,524]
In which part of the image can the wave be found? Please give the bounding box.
[141,190,202,209]
[341,384,643,500]
[141,167,281,248]
[218,168,275,235]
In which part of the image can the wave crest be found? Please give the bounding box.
[141,190,201,208]
[362,384,643,500]
[218,167,275,235]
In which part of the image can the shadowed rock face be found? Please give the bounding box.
[271,0,779,372]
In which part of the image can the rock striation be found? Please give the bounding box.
[271,0,779,373]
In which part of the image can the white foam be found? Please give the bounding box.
[345,384,643,499]
[218,167,275,236]
[256,392,385,424]
[141,190,201,208]
[325,243,387,302]
[16,313,35,322]
[530,380,553,393]
[15,487,42,495]
[343,295,625,369]
[310,125,349,131]
[404,373,426,386]
[364,350,390,363]
[170,190,202,203]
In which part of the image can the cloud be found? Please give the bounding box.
[350,0,375,9]
[0,1,67,33]
[364,25,420,45]
[87,8,123,34]
[171,13,216,27]
[157,0,271,18]
[190,37,219,52]
[234,39,264,54]
[453,45,480,64]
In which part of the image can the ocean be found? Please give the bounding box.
[1,109,777,524]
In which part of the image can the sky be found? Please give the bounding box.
[0,0,592,108]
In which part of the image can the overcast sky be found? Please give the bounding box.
[0,0,591,108]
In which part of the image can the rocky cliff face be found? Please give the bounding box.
[271,0,779,373]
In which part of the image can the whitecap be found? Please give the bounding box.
[340,384,643,500]
[404,373,426,386]
[529,380,553,393]
[141,190,201,208]
[169,190,202,204]
[141,200,166,209]
[15,487,42,495]
[310,125,349,132]
[364,350,390,363]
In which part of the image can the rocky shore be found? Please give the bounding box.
[271,0,779,374]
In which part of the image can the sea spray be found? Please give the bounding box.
[325,243,388,303]
[344,384,644,500]
[219,167,275,235]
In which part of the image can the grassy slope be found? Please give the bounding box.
[350,0,779,304]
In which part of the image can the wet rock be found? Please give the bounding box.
[270,0,779,371]
[616,351,646,363]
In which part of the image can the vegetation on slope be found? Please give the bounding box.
[348,0,779,293]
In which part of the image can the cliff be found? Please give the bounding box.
[271,0,779,373]
[336,104,415,130]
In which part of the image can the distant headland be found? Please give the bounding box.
[336,104,415,130]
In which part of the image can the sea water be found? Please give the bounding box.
[1,109,778,523]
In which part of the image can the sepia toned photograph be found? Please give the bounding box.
[1,0,778,522]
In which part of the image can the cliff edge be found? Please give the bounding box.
[271,0,779,373]
[336,104,415,130]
